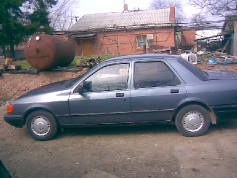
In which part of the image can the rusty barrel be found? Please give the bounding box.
[25,34,75,70]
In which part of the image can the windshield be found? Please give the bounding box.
[64,72,87,88]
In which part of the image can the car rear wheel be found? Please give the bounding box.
[175,105,211,137]
[26,111,58,141]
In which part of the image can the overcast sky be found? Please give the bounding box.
[73,0,200,19]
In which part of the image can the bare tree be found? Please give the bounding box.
[190,14,209,29]
[49,0,79,31]
[189,0,237,17]
[150,0,185,23]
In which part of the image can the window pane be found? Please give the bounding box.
[134,62,180,88]
[142,35,147,44]
[137,35,148,48]
[136,35,153,48]
[85,64,129,92]
[136,36,142,48]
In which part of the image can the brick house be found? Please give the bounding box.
[69,5,194,56]
[180,28,196,50]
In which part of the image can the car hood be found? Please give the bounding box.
[205,70,237,80]
[18,80,69,99]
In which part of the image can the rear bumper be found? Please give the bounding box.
[4,114,24,128]
[212,105,237,121]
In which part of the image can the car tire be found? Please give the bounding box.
[175,105,211,137]
[26,111,59,141]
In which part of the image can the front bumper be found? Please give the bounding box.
[4,114,24,128]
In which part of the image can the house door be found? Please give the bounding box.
[82,39,92,56]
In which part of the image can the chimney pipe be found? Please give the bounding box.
[169,4,176,23]
[124,4,128,11]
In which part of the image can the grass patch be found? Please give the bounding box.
[15,60,33,69]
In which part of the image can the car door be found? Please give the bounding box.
[131,60,186,123]
[69,63,132,124]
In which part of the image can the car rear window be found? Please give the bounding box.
[177,58,208,81]
[134,61,181,88]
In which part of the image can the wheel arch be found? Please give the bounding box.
[23,107,57,126]
[172,101,217,124]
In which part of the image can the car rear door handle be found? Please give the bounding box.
[170,89,179,93]
[116,93,124,97]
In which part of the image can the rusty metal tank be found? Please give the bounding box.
[25,34,75,70]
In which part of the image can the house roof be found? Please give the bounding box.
[69,8,173,32]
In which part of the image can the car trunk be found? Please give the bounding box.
[205,70,237,80]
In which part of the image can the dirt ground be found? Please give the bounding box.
[0,104,237,178]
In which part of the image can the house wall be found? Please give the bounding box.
[73,27,176,56]
[181,29,196,48]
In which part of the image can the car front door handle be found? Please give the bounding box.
[116,93,124,97]
[170,89,179,93]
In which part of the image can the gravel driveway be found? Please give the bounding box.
[0,104,237,178]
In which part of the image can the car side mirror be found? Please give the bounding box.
[78,81,92,95]
[78,84,84,95]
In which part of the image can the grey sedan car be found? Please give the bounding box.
[4,54,237,140]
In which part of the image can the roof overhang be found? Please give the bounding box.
[71,33,96,39]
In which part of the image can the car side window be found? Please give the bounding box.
[84,63,129,92]
[134,61,180,88]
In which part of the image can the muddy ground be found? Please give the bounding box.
[0,104,237,178]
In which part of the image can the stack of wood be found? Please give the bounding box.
[0,58,21,71]
[0,57,4,75]
[76,57,100,68]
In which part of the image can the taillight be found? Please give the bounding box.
[7,104,14,114]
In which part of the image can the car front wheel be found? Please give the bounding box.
[175,105,211,137]
[26,111,59,141]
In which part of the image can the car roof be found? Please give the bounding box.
[104,54,179,63]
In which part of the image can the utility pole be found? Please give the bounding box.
[234,22,237,56]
